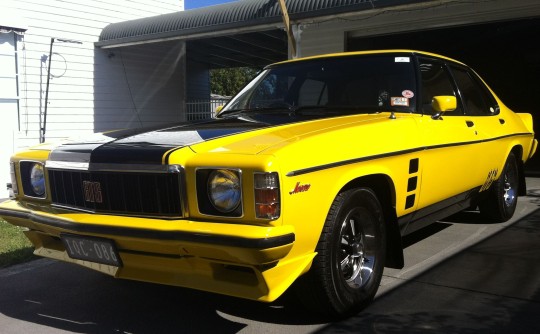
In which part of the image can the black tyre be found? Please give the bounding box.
[295,188,386,318]
[479,152,519,222]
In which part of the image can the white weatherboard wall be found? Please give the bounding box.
[0,31,21,199]
[0,0,184,198]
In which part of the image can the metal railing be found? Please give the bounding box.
[186,98,230,121]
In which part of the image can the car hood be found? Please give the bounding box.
[48,112,388,164]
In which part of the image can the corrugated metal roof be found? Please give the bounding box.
[97,0,425,48]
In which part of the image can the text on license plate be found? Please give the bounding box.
[61,234,122,267]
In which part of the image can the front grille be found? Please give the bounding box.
[48,169,183,217]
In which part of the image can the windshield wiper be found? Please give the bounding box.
[217,108,251,117]
[291,105,381,115]
[219,106,293,117]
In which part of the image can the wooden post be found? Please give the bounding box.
[277,0,297,59]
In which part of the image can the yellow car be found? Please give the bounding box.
[0,50,536,318]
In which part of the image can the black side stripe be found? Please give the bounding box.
[287,132,533,177]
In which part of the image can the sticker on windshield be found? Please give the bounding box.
[395,57,410,63]
[391,97,409,107]
[402,90,414,98]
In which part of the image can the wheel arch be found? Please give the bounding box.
[341,174,404,269]
[510,145,526,196]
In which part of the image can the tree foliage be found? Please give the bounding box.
[210,67,259,96]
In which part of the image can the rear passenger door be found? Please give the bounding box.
[450,64,507,138]
[450,64,508,184]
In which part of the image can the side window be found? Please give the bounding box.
[451,66,498,116]
[419,59,462,115]
[298,79,328,106]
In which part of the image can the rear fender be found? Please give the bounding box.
[517,113,534,133]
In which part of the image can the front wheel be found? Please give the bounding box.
[295,188,386,318]
[479,152,519,222]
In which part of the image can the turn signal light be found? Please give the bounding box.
[254,172,280,219]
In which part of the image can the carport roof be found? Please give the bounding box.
[96,0,426,67]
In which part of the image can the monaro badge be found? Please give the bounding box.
[83,181,103,203]
[289,182,311,195]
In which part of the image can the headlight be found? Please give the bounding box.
[207,169,241,213]
[30,163,46,196]
[20,161,46,198]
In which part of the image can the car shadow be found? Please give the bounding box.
[0,259,323,333]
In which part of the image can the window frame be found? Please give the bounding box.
[448,64,500,116]
[416,56,464,116]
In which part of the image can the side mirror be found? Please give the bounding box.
[215,105,224,114]
[432,96,456,112]
[431,96,457,119]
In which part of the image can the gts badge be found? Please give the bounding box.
[480,169,499,192]
[83,181,103,203]
[290,182,311,195]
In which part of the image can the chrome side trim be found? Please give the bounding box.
[46,161,177,173]
[46,161,89,170]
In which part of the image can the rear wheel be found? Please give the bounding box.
[479,152,519,222]
[295,188,386,318]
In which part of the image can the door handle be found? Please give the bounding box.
[466,120,474,127]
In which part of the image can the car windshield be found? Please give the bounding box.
[220,54,417,116]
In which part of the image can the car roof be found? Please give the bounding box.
[268,50,467,68]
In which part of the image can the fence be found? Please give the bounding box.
[186,98,230,121]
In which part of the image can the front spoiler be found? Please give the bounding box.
[0,200,310,302]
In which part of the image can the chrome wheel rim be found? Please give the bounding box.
[339,208,375,289]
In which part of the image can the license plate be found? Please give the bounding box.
[61,234,122,267]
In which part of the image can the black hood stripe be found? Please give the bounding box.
[48,113,339,165]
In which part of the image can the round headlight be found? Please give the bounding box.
[30,163,46,197]
[207,169,241,213]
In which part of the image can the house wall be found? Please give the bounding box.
[0,31,21,198]
[298,22,346,58]
[0,0,183,198]
[4,0,183,149]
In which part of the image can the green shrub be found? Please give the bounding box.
[0,219,35,268]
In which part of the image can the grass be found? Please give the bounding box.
[0,218,36,268]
